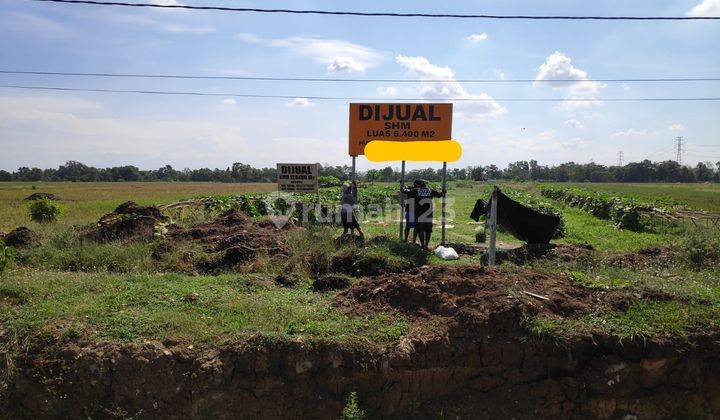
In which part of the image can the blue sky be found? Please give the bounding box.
[1,0,719,171]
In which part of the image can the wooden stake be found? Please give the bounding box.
[488,187,498,266]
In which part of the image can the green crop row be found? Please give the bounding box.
[540,186,675,232]
[196,184,400,223]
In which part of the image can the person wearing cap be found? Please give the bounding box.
[402,179,444,250]
[340,180,364,237]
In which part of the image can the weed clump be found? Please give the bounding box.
[681,229,720,268]
[340,392,365,420]
[28,198,63,223]
[0,241,13,272]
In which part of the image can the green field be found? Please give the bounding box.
[0,181,276,232]
[556,182,720,213]
[1,181,718,347]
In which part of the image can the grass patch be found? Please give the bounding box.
[0,269,408,345]
[17,230,155,273]
[582,300,720,340]
[525,299,720,342]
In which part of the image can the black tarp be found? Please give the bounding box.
[470,187,560,244]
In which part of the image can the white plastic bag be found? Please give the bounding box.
[434,245,459,260]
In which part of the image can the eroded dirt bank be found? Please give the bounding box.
[2,266,719,419]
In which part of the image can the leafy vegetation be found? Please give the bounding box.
[28,198,64,223]
[340,392,365,420]
[540,185,681,231]
[197,184,399,221]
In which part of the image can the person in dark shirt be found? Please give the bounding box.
[402,179,444,250]
[402,180,421,244]
[340,181,363,238]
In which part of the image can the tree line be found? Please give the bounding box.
[1,159,719,183]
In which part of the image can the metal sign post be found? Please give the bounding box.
[351,156,356,182]
[399,160,406,240]
[488,187,498,266]
[441,161,447,245]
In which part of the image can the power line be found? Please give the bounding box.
[2,84,720,102]
[2,70,719,84]
[34,0,720,20]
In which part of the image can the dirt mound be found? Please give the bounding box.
[168,209,294,273]
[603,246,677,269]
[24,192,60,201]
[484,243,594,265]
[313,274,352,292]
[86,201,168,243]
[335,265,601,334]
[275,273,303,287]
[2,227,37,248]
[335,233,365,246]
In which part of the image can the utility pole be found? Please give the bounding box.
[675,136,684,165]
[617,151,624,166]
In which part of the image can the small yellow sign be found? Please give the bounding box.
[365,140,462,162]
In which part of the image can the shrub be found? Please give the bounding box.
[28,198,63,223]
[680,229,720,268]
[340,392,365,420]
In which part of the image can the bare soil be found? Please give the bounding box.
[335,265,595,325]
[166,209,294,273]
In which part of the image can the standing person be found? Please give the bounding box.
[340,181,364,238]
[403,179,444,250]
[401,180,420,244]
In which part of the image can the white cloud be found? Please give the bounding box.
[162,24,215,34]
[534,51,605,110]
[498,129,589,152]
[1,12,76,38]
[263,137,344,163]
[0,95,247,169]
[394,55,506,121]
[221,98,237,105]
[612,128,651,138]
[536,129,557,142]
[287,97,315,108]
[465,33,489,43]
[235,33,263,43]
[565,119,585,129]
[377,86,399,96]
[687,0,720,16]
[235,34,384,73]
[670,123,685,132]
[327,57,365,73]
